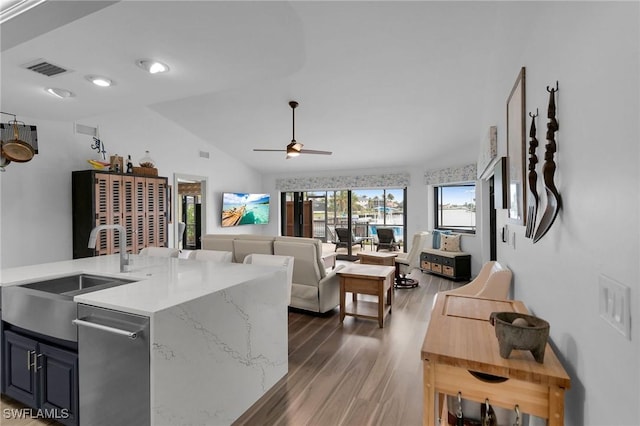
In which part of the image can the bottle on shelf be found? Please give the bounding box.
[138,150,155,168]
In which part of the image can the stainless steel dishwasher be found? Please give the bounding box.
[74,304,150,426]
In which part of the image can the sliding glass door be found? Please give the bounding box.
[281,188,406,260]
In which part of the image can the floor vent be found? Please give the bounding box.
[21,59,70,77]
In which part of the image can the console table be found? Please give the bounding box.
[420,248,471,280]
[421,294,570,425]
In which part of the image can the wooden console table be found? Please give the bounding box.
[421,294,570,425]
[337,265,395,328]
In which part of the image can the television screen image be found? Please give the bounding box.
[221,192,270,227]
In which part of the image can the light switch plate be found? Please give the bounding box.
[599,274,631,339]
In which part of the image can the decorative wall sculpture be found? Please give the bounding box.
[532,82,561,243]
[525,109,539,238]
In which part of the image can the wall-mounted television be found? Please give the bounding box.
[221,192,270,227]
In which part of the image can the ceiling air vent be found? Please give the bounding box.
[21,59,71,77]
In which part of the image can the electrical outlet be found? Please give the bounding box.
[599,274,631,339]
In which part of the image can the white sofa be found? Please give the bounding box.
[201,234,344,313]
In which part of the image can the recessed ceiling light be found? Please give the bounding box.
[45,87,73,99]
[136,59,169,74]
[86,75,113,87]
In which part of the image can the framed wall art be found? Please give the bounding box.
[506,67,526,225]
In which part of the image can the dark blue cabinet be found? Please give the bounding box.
[3,330,38,407]
[2,330,78,425]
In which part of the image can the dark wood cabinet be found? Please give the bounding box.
[2,330,78,425]
[285,200,313,238]
[39,342,79,425]
[72,170,168,258]
[420,249,471,281]
[3,330,38,408]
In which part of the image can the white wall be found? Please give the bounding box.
[0,107,263,268]
[489,3,639,425]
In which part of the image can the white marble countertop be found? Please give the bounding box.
[0,254,282,316]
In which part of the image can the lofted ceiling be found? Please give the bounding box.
[0,1,536,174]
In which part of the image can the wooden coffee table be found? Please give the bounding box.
[357,251,398,266]
[337,264,395,327]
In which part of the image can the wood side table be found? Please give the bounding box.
[357,251,398,266]
[421,294,571,425]
[337,265,395,328]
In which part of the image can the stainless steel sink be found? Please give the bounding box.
[2,273,137,342]
[19,273,134,297]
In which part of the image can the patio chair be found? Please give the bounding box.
[375,227,400,251]
[334,227,364,252]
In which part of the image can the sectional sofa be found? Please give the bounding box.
[201,234,344,313]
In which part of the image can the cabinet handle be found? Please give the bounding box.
[27,350,37,371]
[36,353,43,371]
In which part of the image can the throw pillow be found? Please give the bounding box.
[440,234,461,252]
[432,229,452,249]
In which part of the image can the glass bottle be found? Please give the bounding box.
[139,150,155,168]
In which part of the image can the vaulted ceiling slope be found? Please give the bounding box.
[1,1,539,173]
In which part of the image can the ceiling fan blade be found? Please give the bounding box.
[299,149,332,155]
[254,101,331,158]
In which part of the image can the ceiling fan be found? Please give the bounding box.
[253,101,332,159]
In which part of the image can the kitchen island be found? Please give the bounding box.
[1,254,289,425]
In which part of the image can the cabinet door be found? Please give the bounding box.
[154,177,168,247]
[145,177,167,248]
[38,343,78,426]
[93,173,112,255]
[122,175,137,254]
[109,174,125,255]
[134,177,147,250]
[3,330,38,408]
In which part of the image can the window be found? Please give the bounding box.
[281,188,407,250]
[434,183,476,234]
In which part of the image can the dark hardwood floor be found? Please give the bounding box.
[1,268,460,426]
[234,269,460,426]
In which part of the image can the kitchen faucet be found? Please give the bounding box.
[88,224,130,272]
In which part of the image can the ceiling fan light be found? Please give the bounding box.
[45,87,73,98]
[286,147,300,158]
[137,59,169,74]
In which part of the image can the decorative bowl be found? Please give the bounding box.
[489,312,550,363]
